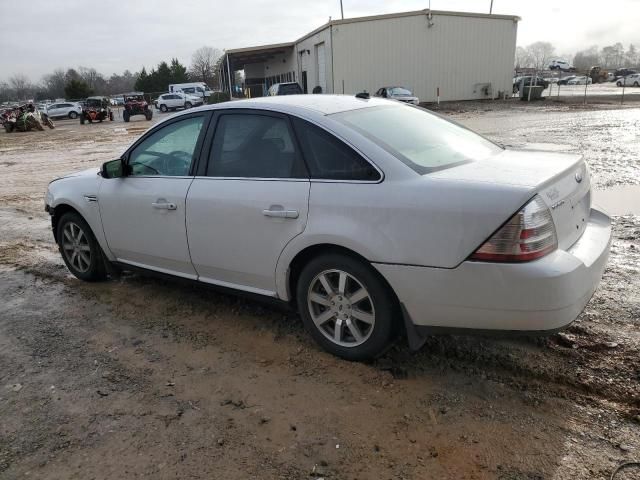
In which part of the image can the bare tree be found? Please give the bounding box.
[525,41,556,71]
[190,46,222,87]
[9,74,30,100]
[514,46,532,69]
[42,69,66,99]
[627,44,638,68]
[574,46,600,70]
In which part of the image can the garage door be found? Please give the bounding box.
[315,42,326,92]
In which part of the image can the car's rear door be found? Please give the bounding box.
[98,112,210,278]
[186,109,310,295]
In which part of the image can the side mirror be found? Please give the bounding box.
[101,158,125,179]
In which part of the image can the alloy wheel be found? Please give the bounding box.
[307,269,375,347]
[62,222,91,273]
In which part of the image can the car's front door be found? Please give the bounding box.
[98,112,209,278]
[186,110,310,295]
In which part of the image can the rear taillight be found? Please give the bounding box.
[470,195,557,262]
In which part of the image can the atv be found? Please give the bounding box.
[122,92,152,122]
[80,96,113,124]
[2,104,54,133]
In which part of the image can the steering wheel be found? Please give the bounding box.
[129,162,160,175]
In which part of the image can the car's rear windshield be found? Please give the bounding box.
[279,83,302,95]
[332,105,502,174]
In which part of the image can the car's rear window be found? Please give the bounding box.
[278,84,302,95]
[332,105,502,174]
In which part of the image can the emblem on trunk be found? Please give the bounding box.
[575,171,583,183]
[546,187,560,201]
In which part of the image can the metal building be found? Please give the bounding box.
[221,9,519,102]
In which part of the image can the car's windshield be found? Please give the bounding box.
[333,105,502,174]
[389,87,412,96]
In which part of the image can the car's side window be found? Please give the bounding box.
[292,118,381,181]
[127,115,205,177]
[206,113,307,179]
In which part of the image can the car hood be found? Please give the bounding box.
[49,167,100,184]
[391,95,418,102]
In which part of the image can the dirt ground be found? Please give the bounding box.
[1,102,639,480]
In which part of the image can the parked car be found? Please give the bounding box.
[557,76,577,85]
[155,92,203,112]
[110,96,125,106]
[267,82,303,96]
[614,68,637,79]
[374,86,419,105]
[45,102,82,119]
[80,97,113,124]
[512,76,549,93]
[567,76,593,85]
[616,73,640,87]
[44,95,611,361]
[122,92,152,122]
[548,59,574,71]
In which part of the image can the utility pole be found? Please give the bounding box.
[490,0,494,14]
[340,0,344,19]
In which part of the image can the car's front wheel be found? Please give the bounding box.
[160,104,168,112]
[185,102,192,109]
[296,253,398,361]
[56,212,108,282]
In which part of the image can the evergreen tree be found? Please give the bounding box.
[64,79,93,99]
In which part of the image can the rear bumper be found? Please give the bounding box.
[374,207,612,332]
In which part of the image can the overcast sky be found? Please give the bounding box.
[1,0,639,82]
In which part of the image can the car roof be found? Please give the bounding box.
[199,94,391,115]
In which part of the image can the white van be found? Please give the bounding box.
[168,82,212,99]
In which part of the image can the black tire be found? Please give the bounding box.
[56,212,108,282]
[123,110,130,122]
[617,81,622,87]
[634,82,639,87]
[4,123,13,133]
[109,111,114,121]
[296,253,399,361]
[160,104,168,112]
[80,115,85,125]
[69,111,78,119]
[185,102,192,109]
[145,110,153,121]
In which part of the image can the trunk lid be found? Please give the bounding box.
[430,149,591,250]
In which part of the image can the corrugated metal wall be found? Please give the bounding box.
[296,27,333,94]
[330,13,517,102]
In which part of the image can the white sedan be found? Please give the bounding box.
[567,76,593,85]
[616,73,640,87]
[44,95,612,360]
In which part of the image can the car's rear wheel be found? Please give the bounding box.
[185,102,192,109]
[68,111,78,119]
[160,104,168,112]
[56,212,107,282]
[296,254,398,361]
[634,82,639,87]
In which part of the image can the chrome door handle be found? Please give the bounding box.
[263,208,299,219]
[152,201,177,210]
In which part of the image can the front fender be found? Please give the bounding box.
[47,177,114,261]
